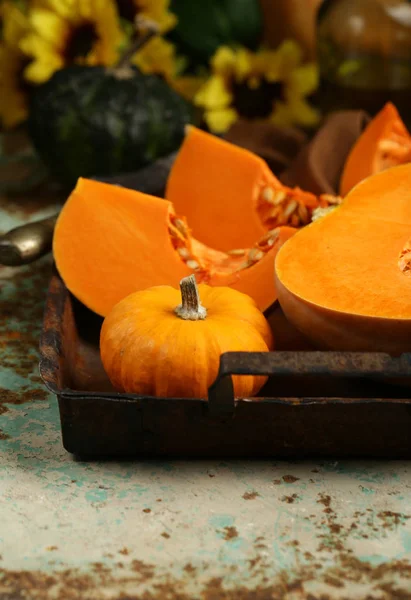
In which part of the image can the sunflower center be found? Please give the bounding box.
[232,79,285,119]
[116,0,138,22]
[64,22,99,62]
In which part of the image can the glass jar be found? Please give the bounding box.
[317,0,411,127]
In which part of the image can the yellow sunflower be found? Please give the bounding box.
[131,35,205,101]
[116,0,176,34]
[195,41,320,134]
[133,35,175,80]
[0,2,31,128]
[19,0,123,84]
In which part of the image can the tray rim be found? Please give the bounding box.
[39,272,411,413]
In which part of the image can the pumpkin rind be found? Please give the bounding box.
[100,280,273,398]
[28,66,194,189]
[275,163,411,353]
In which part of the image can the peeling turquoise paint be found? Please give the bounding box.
[1,202,411,598]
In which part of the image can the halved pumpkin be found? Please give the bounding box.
[53,177,296,316]
[340,103,411,196]
[275,163,411,354]
[166,126,329,252]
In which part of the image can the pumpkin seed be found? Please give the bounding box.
[168,225,186,242]
[399,242,411,275]
[282,200,298,220]
[298,203,309,223]
[186,259,200,270]
[258,229,279,247]
[227,248,246,257]
[272,190,287,205]
[177,247,190,259]
[312,206,337,222]
[173,218,189,237]
[378,139,404,153]
[399,254,411,274]
[248,248,264,263]
[262,187,274,203]
[320,194,342,206]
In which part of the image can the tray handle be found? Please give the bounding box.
[207,351,411,417]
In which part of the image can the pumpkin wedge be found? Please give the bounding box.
[166,125,326,252]
[340,103,411,196]
[275,163,411,354]
[53,177,296,316]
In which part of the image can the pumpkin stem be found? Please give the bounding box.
[175,275,207,321]
[114,16,159,71]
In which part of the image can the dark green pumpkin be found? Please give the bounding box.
[28,65,195,189]
[169,0,263,65]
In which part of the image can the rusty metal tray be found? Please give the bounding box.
[39,271,411,458]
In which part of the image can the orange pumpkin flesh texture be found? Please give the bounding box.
[340,102,411,197]
[53,177,296,316]
[166,125,328,252]
[100,277,273,398]
[54,126,337,317]
[276,163,411,354]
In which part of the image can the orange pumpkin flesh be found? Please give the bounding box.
[275,163,411,354]
[166,126,324,252]
[53,177,297,316]
[100,275,273,398]
[340,103,411,197]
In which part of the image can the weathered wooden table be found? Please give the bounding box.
[1,190,411,599]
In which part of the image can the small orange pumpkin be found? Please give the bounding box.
[100,275,273,398]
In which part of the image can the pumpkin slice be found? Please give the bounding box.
[53,177,296,316]
[275,163,411,354]
[166,125,326,252]
[340,103,411,196]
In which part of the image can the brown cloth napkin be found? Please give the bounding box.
[226,110,371,196]
[225,119,308,175]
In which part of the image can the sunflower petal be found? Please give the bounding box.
[254,49,280,81]
[136,0,177,33]
[133,35,176,80]
[275,40,303,76]
[20,33,54,59]
[286,97,321,127]
[41,0,77,20]
[204,107,238,133]
[234,47,253,81]
[23,53,63,83]
[211,46,237,76]
[288,63,319,96]
[195,75,233,110]
[2,2,29,46]
[18,0,123,76]
[29,9,68,51]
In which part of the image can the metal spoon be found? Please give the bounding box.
[0,215,58,266]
